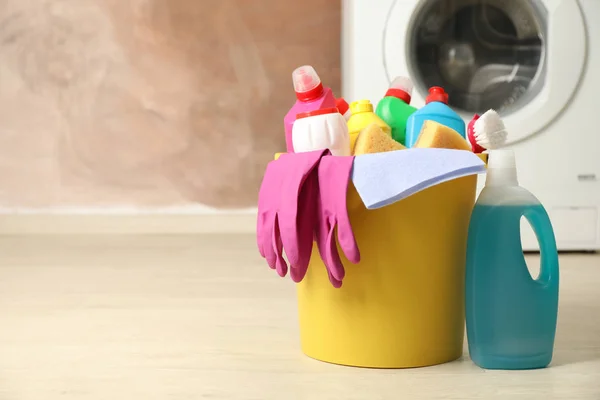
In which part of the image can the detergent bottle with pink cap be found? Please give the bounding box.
[284,65,337,153]
[405,86,466,148]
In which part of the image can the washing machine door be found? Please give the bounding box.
[383,0,586,144]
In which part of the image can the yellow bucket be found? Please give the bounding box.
[297,174,479,368]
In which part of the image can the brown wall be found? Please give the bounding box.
[0,0,341,208]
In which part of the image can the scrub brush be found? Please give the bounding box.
[467,109,508,153]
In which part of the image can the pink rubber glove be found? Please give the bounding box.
[257,150,329,278]
[288,169,319,283]
[315,155,360,288]
[256,159,286,274]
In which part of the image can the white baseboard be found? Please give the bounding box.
[0,207,257,235]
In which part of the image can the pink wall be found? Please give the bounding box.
[0,0,341,209]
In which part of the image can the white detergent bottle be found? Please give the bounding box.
[291,108,350,156]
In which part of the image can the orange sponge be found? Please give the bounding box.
[353,123,406,155]
[414,120,471,151]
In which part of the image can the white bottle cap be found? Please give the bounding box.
[485,149,518,187]
[292,65,322,94]
[389,76,414,95]
[292,111,350,156]
[487,149,516,169]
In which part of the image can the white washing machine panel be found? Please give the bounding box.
[342,0,600,251]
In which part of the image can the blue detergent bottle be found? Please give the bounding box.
[405,86,466,148]
[465,149,560,370]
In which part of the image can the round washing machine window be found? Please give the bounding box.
[406,0,548,115]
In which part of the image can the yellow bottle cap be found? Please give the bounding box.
[350,99,373,114]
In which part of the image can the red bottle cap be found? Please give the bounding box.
[296,107,339,120]
[335,97,349,115]
[385,88,412,104]
[296,83,324,101]
[425,86,449,104]
[386,76,413,103]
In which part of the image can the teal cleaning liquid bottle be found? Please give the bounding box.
[465,149,559,370]
[375,76,418,146]
[405,86,466,148]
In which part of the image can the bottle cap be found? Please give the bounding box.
[385,76,413,103]
[487,149,516,169]
[349,100,373,114]
[296,107,339,120]
[292,65,324,101]
[335,97,349,115]
[425,86,449,104]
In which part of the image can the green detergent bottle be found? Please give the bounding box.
[375,77,418,146]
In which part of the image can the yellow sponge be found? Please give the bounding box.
[414,120,471,151]
[353,123,406,155]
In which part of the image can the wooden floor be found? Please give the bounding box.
[0,234,598,399]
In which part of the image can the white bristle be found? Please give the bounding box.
[473,109,508,150]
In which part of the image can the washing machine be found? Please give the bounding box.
[342,0,600,251]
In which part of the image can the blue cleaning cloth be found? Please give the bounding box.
[351,148,486,210]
